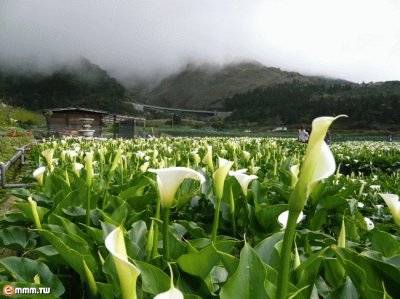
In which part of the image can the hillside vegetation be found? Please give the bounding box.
[1,58,399,130]
[0,58,134,114]
[136,61,349,109]
[222,81,400,129]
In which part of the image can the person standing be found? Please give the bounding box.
[298,126,309,143]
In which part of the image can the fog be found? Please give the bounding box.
[1,0,399,83]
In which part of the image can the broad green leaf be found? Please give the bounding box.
[213,244,240,276]
[323,257,346,289]
[0,226,37,250]
[96,282,115,299]
[294,247,328,298]
[254,232,284,269]
[135,260,170,295]
[254,203,288,231]
[0,257,65,296]
[334,247,383,299]
[177,240,235,279]
[371,230,400,257]
[13,202,50,224]
[126,220,148,260]
[361,250,400,297]
[220,242,270,299]
[326,277,358,299]
[39,229,99,278]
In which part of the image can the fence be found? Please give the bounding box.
[0,142,35,188]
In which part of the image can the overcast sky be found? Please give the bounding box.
[1,0,399,83]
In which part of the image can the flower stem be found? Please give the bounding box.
[152,197,161,258]
[86,187,91,226]
[276,209,300,299]
[211,198,221,243]
[162,207,170,261]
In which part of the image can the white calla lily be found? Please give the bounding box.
[229,169,258,196]
[33,166,46,186]
[242,150,251,162]
[290,164,299,188]
[139,162,150,173]
[105,227,141,299]
[149,167,205,208]
[154,263,184,299]
[154,287,184,299]
[213,158,234,200]
[202,145,214,172]
[364,217,374,230]
[379,193,400,226]
[73,163,84,175]
[289,115,346,212]
[41,148,54,172]
[278,210,304,229]
[27,196,42,229]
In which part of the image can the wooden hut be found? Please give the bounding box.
[43,107,108,137]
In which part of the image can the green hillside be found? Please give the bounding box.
[0,58,134,114]
[134,61,350,109]
[222,81,400,129]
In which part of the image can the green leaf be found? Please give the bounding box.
[220,242,271,299]
[96,282,115,299]
[126,220,148,260]
[254,204,288,232]
[326,277,358,299]
[213,244,240,276]
[361,250,400,297]
[0,257,65,296]
[371,230,400,257]
[0,226,37,251]
[134,260,170,295]
[294,247,328,298]
[177,240,236,279]
[39,229,99,278]
[333,247,383,299]
[254,232,284,269]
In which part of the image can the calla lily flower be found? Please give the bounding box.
[149,167,205,208]
[154,286,184,299]
[364,217,374,230]
[290,165,299,188]
[73,163,84,176]
[379,193,400,226]
[105,227,141,299]
[289,115,347,212]
[338,218,346,248]
[192,153,201,167]
[33,166,46,186]
[229,169,258,196]
[242,150,251,162]
[213,158,234,200]
[277,210,304,229]
[154,263,184,299]
[202,145,214,172]
[85,152,94,187]
[139,162,150,173]
[27,196,42,229]
[41,148,54,172]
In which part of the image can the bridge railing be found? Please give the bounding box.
[0,142,36,188]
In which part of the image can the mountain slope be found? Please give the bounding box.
[133,61,351,109]
[0,58,132,114]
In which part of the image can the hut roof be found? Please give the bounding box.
[41,107,109,114]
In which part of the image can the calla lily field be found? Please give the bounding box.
[1,116,400,298]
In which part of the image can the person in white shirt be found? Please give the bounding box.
[298,126,309,143]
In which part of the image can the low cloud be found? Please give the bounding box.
[1,0,399,83]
